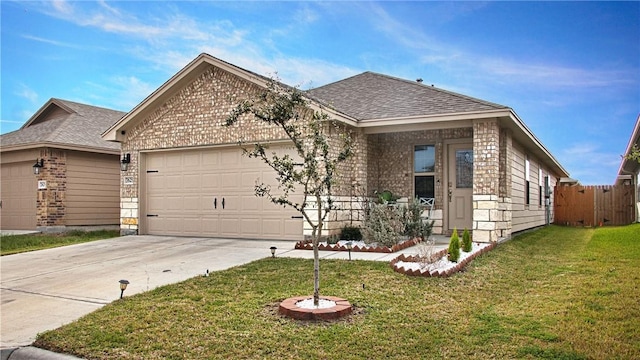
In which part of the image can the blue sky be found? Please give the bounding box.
[1,1,638,185]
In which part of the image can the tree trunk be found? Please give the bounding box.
[313,195,323,307]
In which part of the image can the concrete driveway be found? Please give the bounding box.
[0,235,295,349]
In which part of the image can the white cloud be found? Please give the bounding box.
[21,34,79,48]
[16,84,38,104]
[559,142,623,184]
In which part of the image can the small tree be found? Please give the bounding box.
[225,79,353,306]
[448,228,460,262]
[461,228,472,252]
[624,144,640,164]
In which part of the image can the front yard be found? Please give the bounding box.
[0,230,120,256]
[35,224,639,359]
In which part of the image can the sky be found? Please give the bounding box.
[1,1,638,185]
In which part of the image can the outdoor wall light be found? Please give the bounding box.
[32,158,44,175]
[346,241,353,261]
[120,153,131,172]
[119,279,130,299]
[270,246,277,258]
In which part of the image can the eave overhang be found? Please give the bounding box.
[358,108,569,178]
[0,142,120,156]
[617,114,640,179]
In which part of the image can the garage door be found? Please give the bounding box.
[144,146,303,240]
[0,162,37,230]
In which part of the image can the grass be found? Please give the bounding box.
[0,230,120,256]
[34,224,640,359]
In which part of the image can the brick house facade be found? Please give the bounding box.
[104,53,568,242]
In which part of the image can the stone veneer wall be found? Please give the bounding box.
[364,128,472,235]
[472,119,512,242]
[36,148,66,230]
[119,64,365,235]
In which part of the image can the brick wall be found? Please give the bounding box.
[119,64,361,235]
[36,148,66,229]
[367,128,473,209]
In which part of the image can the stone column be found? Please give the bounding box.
[36,148,67,232]
[472,120,500,242]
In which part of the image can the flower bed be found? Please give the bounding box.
[294,237,421,253]
[390,242,497,277]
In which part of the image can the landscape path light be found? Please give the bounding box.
[119,279,130,299]
[270,246,277,258]
[346,241,353,261]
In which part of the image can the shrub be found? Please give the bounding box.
[401,197,435,241]
[326,234,339,245]
[403,197,422,239]
[448,229,460,262]
[462,228,472,252]
[340,226,363,241]
[363,203,403,247]
[375,190,399,204]
[416,237,441,270]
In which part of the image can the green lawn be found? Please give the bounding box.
[0,230,120,256]
[34,224,640,359]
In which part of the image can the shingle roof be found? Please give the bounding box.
[306,72,508,120]
[0,98,124,152]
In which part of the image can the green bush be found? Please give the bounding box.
[340,226,363,241]
[448,229,460,262]
[402,197,434,241]
[402,197,421,239]
[462,228,472,252]
[363,203,403,247]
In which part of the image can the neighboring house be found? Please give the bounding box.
[616,114,640,222]
[103,53,569,242]
[0,98,125,231]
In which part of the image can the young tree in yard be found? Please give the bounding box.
[225,80,353,306]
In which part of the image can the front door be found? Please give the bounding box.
[447,143,473,231]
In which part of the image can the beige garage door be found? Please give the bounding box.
[0,162,37,230]
[144,146,303,240]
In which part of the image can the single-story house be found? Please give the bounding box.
[0,98,125,231]
[103,53,569,242]
[616,114,640,222]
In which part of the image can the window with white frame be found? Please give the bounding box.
[525,155,530,205]
[539,168,543,207]
[414,145,435,199]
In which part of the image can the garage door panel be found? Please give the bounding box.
[201,174,219,190]
[145,147,302,240]
[221,151,239,166]
[221,173,239,189]
[241,196,260,211]
[262,219,282,236]
[1,162,36,230]
[241,172,261,187]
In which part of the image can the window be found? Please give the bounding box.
[414,145,435,199]
[539,168,543,207]
[525,156,530,205]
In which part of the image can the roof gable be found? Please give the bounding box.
[306,72,508,121]
[1,98,124,153]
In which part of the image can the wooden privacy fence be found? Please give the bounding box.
[554,184,636,226]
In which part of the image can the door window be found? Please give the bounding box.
[455,150,473,188]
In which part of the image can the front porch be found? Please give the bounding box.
[322,118,513,243]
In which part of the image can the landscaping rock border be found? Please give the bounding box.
[390,242,497,277]
[294,238,421,253]
[279,296,352,320]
